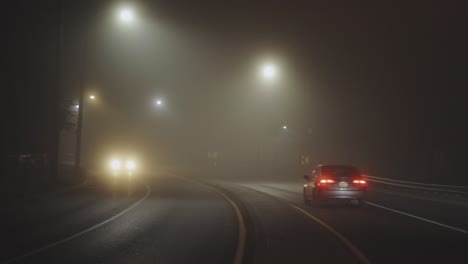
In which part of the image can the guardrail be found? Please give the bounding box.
[365,175,468,196]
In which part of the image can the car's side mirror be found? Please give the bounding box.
[304,175,310,180]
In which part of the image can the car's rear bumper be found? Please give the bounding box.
[317,189,366,200]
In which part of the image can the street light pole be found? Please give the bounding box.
[74,23,91,177]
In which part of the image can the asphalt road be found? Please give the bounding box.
[229,182,468,264]
[1,173,467,264]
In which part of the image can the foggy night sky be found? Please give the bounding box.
[5,1,467,182]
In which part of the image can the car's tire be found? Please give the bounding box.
[309,190,322,207]
[303,189,312,206]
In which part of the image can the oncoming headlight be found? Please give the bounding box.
[126,160,136,171]
[111,159,122,171]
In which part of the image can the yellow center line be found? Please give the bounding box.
[289,203,371,264]
[179,178,246,264]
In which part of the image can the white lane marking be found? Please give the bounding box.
[256,183,468,236]
[371,189,468,208]
[2,183,152,264]
[365,202,468,235]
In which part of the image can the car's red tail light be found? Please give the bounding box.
[320,179,335,184]
[317,178,335,186]
[352,179,367,185]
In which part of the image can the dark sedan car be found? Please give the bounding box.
[303,165,368,206]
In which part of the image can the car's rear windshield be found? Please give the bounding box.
[321,166,360,177]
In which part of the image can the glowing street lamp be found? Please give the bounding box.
[117,7,135,24]
[260,63,278,80]
[154,98,164,108]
